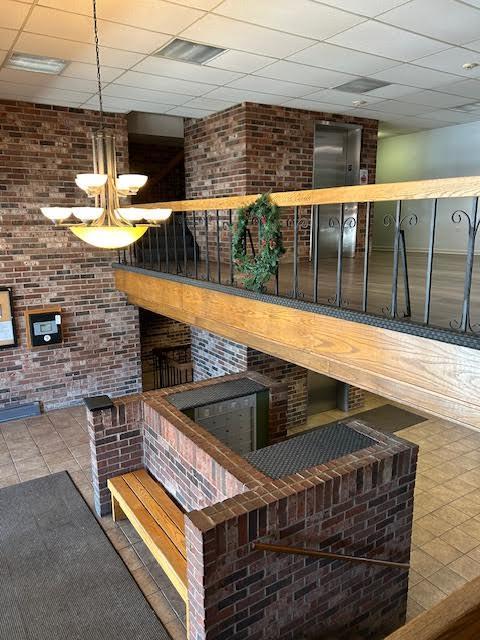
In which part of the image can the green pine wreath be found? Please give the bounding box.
[232,193,285,293]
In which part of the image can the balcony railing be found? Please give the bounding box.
[116,176,480,346]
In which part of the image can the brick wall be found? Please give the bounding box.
[190,327,307,429]
[0,100,141,410]
[187,420,417,640]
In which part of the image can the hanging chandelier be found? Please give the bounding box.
[40,0,171,249]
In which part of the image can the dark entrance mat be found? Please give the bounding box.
[0,472,170,640]
[335,404,427,434]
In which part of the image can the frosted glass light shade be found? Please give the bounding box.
[75,173,107,194]
[72,207,104,221]
[144,208,172,222]
[116,208,146,222]
[116,174,148,195]
[41,207,73,221]
[69,225,149,249]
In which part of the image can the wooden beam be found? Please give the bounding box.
[385,576,480,640]
[135,175,480,211]
[115,269,480,431]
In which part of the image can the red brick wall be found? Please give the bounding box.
[0,100,141,410]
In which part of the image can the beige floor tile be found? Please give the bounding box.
[118,546,144,571]
[457,468,480,487]
[106,527,131,551]
[405,597,426,622]
[14,457,48,474]
[448,555,480,581]
[432,505,470,526]
[422,466,458,484]
[408,569,423,588]
[418,452,446,468]
[420,538,463,565]
[0,462,16,479]
[410,549,443,578]
[441,527,480,553]
[444,478,478,497]
[415,514,454,537]
[428,484,461,506]
[164,616,187,640]
[414,474,440,492]
[0,474,20,488]
[409,580,446,609]
[450,494,480,518]
[147,592,177,623]
[412,525,435,547]
[455,518,480,541]
[466,545,480,564]
[413,494,446,515]
[427,567,467,595]
[131,567,159,597]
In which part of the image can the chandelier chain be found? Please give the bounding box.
[92,0,104,130]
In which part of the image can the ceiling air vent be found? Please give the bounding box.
[154,38,225,65]
[5,52,68,74]
[334,77,391,93]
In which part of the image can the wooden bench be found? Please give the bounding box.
[107,469,188,603]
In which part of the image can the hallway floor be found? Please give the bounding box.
[1,398,479,634]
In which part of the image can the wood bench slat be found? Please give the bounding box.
[108,476,188,602]
[122,471,187,559]
[131,470,185,533]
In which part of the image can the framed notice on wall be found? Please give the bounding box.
[0,288,17,348]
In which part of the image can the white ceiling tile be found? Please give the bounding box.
[0,80,92,102]
[366,83,420,98]
[435,78,480,99]
[2,0,30,29]
[0,68,97,92]
[112,70,212,96]
[328,21,448,62]
[412,47,480,77]
[167,105,214,117]
[417,108,480,122]
[61,62,124,83]
[281,98,349,113]
[168,0,220,8]
[227,75,318,98]
[15,32,144,68]
[24,6,172,54]
[206,50,273,73]
[181,14,314,58]
[184,96,237,110]
[103,83,192,105]
[84,96,173,113]
[39,0,203,34]
[318,0,411,18]
[379,0,480,46]
[0,50,7,66]
[466,38,480,52]
[462,0,480,6]
[399,90,471,108]
[368,100,434,115]
[371,64,460,88]
[306,88,385,105]
[202,86,287,105]
[131,56,242,85]
[0,27,17,50]
[336,106,381,119]
[254,60,356,89]
[287,42,398,75]
[214,0,365,39]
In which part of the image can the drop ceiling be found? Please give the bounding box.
[3,0,480,136]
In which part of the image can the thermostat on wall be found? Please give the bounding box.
[24,307,62,348]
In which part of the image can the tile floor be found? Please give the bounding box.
[1,396,480,637]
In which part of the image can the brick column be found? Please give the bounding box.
[337,382,366,412]
[87,396,144,516]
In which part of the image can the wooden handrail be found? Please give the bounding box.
[136,176,480,211]
[385,575,480,640]
[253,542,410,570]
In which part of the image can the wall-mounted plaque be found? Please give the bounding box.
[0,288,17,348]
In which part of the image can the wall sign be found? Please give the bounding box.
[0,288,17,348]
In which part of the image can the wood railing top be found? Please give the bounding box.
[385,575,480,640]
[137,176,480,211]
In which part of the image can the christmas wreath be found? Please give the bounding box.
[232,193,285,293]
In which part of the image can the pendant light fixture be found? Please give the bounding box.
[40,0,171,249]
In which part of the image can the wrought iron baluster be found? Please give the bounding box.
[193,212,198,279]
[390,201,402,319]
[205,210,210,281]
[216,209,221,284]
[182,214,187,276]
[164,220,169,273]
[362,202,371,313]
[173,214,179,274]
[116,249,120,263]
[156,225,161,272]
[128,244,133,267]
[313,205,319,303]
[293,206,298,299]
[335,204,345,307]
[148,228,153,270]
[122,248,127,265]
[229,209,234,285]
[424,199,438,325]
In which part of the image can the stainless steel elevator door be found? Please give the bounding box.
[313,123,362,258]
